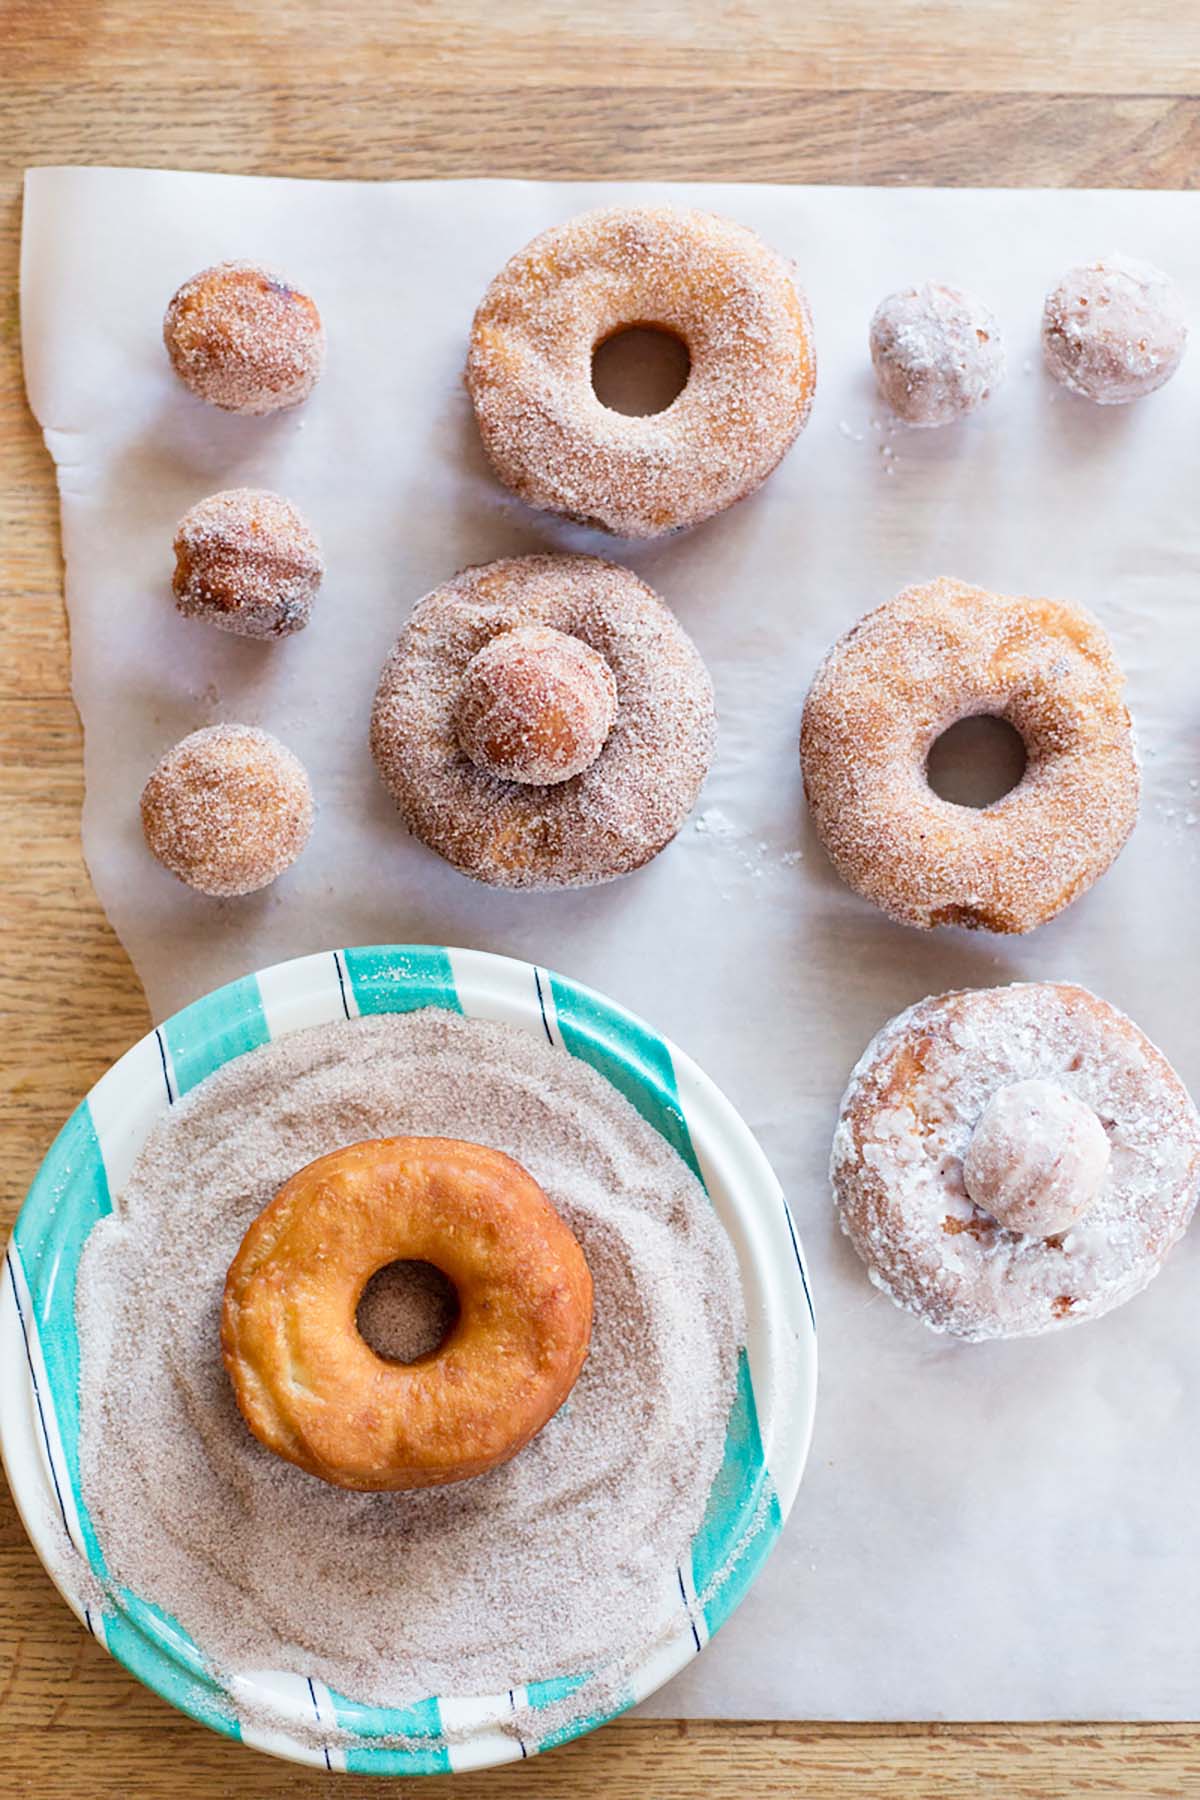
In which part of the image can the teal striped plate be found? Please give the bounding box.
[1,945,817,1774]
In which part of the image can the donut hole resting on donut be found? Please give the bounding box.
[453,624,618,786]
[370,554,716,889]
[925,714,1029,809]
[590,325,692,417]
[355,1259,460,1364]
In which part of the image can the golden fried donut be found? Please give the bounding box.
[466,205,816,538]
[369,554,716,889]
[222,1136,593,1491]
[832,983,1200,1341]
[799,577,1139,933]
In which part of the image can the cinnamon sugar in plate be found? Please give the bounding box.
[73,1010,744,1745]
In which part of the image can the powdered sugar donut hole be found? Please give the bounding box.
[869,283,1005,427]
[962,1078,1111,1238]
[1041,256,1188,405]
[141,724,314,898]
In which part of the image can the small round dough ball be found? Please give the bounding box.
[1041,255,1187,404]
[453,625,618,786]
[163,261,325,415]
[963,1078,1111,1238]
[141,724,314,897]
[172,489,323,640]
[869,283,1005,427]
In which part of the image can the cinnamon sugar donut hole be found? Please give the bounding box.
[370,555,715,889]
[869,284,1005,427]
[453,625,618,786]
[173,489,323,639]
[1041,256,1187,405]
[832,983,1200,1341]
[466,206,817,538]
[141,724,314,897]
[799,578,1139,933]
[163,261,325,415]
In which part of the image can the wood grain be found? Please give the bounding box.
[3,2,1200,1793]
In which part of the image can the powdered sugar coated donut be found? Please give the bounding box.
[832,983,1200,1341]
[370,555,715,889]
[1041,255,1187,405]
[799,577,1139,933]
[869,283,1005,426]
[466,205,816,538]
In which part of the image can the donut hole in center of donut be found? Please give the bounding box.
[925,715,1028,808]
[355,1259,460,1364]
[591,325,691,416]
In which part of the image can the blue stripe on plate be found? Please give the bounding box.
[340,946,462,1018]
[690,1348,782,1638]
[325,1689,451,1776]
[10,1101,112,1567]
[160,973,269,1099]
[547,975,704,1185]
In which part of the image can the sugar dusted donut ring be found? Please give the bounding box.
[832,983,1200,1340]
[799,577,1139,933]
[173,488,323,639]
[1042,256,1187,405]
[869,283,1005,427]
[466,205,816,538]
[141,723,313,897]
[164,261,325,415]
[222,1136,593,1490]
[370,554,716,889]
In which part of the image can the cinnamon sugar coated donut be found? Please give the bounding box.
[832,983,1200,1340]
[466,206,816,537]
[800,577,1139,933]
[173,489,323,639]
[869,284,1005,426]
[163,261,325,415]
[1042,256,1187,404]
[141,724,314,897]
[223,1136,593,1491]
[370,555,715,889]
[454,625,618,785]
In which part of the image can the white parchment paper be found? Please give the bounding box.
[20,167,1200,1720]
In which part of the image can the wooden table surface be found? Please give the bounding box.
[4,4,1200,1795]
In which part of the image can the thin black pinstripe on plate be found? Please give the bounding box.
[154,1027,175,1104]
[332,950,351,1020]
[306,1676,333,1770]
[677,1563,703,1653]
[781,1196,816,1331]
[533,967,554,1046]
[508,1688,529,1757]
[5,1250,72,1542]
